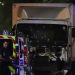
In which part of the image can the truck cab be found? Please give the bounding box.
[12,3,73,75]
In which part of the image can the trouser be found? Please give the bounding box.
[0,61,11,75]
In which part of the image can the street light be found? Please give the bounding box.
[0,1,4,6]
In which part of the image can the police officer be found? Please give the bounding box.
[0,41,12,75]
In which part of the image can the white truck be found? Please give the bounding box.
[12,3,73,75]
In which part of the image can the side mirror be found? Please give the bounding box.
[72,28,75,38]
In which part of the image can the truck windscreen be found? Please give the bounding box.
[17,24,68,47]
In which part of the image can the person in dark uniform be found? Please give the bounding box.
[0,41,12,75]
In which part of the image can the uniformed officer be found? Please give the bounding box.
[0,41,12,75]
